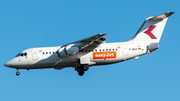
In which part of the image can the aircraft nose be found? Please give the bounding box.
[4,61,11,67]
[4,58,19,68]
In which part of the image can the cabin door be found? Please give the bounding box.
[123,45,129,56]
[32,49,38,60]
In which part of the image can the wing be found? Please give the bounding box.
[64,33,107,50]
[57,33,107,58]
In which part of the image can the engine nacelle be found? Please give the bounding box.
[57,44,79,58]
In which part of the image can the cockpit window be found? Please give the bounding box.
[15,52,27,57]
[20,53,23,56]
[15,53,21,57]
[24,53,27,56]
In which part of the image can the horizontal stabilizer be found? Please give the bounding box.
[149,12,174,21]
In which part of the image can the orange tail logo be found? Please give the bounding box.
[93,51,116,59]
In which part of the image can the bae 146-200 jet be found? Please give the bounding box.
[4,12,174,76]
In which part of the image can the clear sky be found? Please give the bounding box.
[0,0,179,101]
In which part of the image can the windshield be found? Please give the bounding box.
[15,53,21,57]
[15,52,27,57]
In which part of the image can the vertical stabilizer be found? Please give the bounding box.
[129,12,174,45]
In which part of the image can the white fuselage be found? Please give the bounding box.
[5,41,147,69]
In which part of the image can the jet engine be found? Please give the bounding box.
[57,44,79,58]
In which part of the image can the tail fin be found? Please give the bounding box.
[129,12,174,45]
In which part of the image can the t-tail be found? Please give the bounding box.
[129,12,174,53]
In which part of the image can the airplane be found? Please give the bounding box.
[4,12,174,76]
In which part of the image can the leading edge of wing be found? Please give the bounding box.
[76,33,107,43]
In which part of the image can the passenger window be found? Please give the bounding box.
[103,49,105,51]
[106,49,108,51]
[46,52,48,54]
[53,52,55,54]
[109,49,111,51]
[49,52,51,54]
[113,49,114,51]
[43,52,45,54]
[116,49,118,51]
[99,49,101,52]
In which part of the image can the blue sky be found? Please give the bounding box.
[0,0,180,101]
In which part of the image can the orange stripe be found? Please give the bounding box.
[93,51,116,59]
